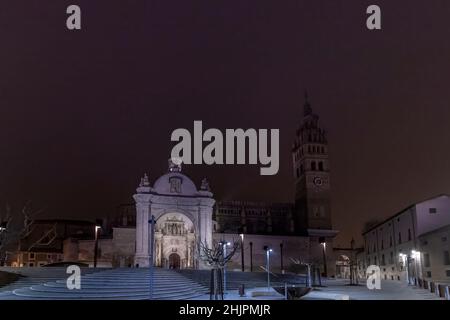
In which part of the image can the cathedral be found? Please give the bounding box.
[12,96,339,276]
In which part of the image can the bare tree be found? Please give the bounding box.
[0,204,14,266]
[0,202,45,266]
[198,240,240,300]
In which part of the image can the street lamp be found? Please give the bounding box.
[319,237,328,278]
[249,241,253,272]
[263,246,273,291]
[239,232,245,272]
[411,250,420,286]
[219,240,231,295]
[93,220,102,268]
[149,215,156,300]
[399,253,409,284]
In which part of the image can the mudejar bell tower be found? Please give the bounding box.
[292,93,332,234]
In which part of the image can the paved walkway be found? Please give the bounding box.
[193,280,444,300]
[303,279,444,300]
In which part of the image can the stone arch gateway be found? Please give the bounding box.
[133,160,215,269]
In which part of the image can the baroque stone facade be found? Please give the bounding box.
[133,162,215,269]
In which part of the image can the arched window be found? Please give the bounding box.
[296,168,300,178]
[308,146,311,153]
[311,161,316,171]
[300,164,304,174]
[318,162,324,171]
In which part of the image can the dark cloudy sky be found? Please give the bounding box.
[1,1,450,246]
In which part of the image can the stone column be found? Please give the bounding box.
[133,194,151,267]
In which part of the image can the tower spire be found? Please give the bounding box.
[304,90,312,116]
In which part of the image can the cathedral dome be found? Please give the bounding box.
[152,171,198,196]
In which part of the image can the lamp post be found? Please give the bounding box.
[0,222,7,266]
[239,232,245,272]
[264,246,273,291]
[319,237,328,278]
[280,243,284,273]
[93,220,102,268]
[249,242,253,272]
[399,253,409,284]
[411,250,420,286]
[220,240,231,295]
[149,215,156,300]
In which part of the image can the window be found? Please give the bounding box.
[381,254,385,266]
[446,270,450,277]
[424,253,431,268]
[300,164,304,174]
[390,252,394,264]
[313,206,320,218]
[318,162,324,171]
[29,262,34,267]
[429,208,437,214]
[319,206,326,218]
[381,240,384,250]
[29,253,35,261]
[426,271,432,278]
[296,168,300,178]
[374,256,377,265]
[311,162,316,171]
[444,251,450,265]
[169,177,182,193]
[398,232,402,244]
[442,236,447,242]
[390,236,393,247]
[408,229,412,241]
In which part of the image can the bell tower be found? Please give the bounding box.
[292,93,332,234]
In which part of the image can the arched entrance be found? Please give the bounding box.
[155,212,196,269]
[336,255,350,279]
[169,253,181,269]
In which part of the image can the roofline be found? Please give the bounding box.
[33,219,95,225]
[362,194,450,235]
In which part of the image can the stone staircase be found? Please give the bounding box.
[0,268,208,300]
[177,269,306,290]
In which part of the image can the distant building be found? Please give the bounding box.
[361,194,450,283]
[10,219,95,267]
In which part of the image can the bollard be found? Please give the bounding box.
[239,284,245,297]
[284,283,288,300]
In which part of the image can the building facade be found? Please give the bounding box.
[361,194,450,283]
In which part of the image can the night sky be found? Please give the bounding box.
[1,1,450,246]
